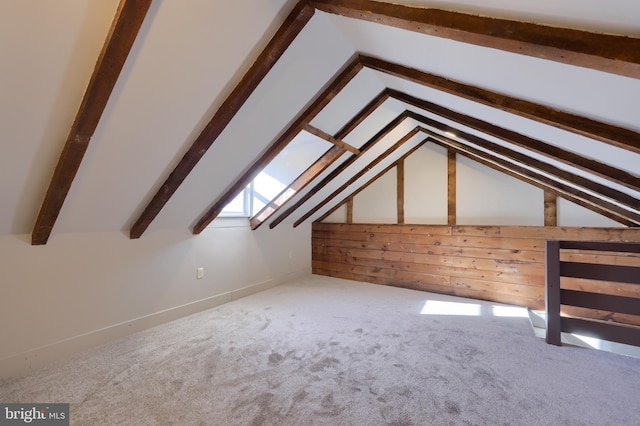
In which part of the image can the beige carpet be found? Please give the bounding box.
[1,275,639,425]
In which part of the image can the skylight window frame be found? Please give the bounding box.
[219,182,253,218]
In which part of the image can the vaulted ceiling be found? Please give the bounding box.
[2,0,638,245]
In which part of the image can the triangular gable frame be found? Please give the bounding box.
[255,87,638,229]
[312,130,638,227]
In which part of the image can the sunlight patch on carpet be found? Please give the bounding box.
[491,305,529,318]
[420,300,481,316]
[419,300,529,318]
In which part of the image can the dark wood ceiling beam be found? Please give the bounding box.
[408,112,639,214]
[249,145,346,230]
[250,90,390,229]
[294,127,422,227]
[129,1,315,239]
[31,0,153,245]
[427,132,640,226]
[316,140,426,223]
[310,0,640,79]
[389,89,640,191]
[304,125,360,154]
[269,111,413,229]
[191,56,363,234]
[361,55,640,154]
[271,74,640,229]
[333,90,390,139]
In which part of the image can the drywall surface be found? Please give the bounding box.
[353,169,397,223]
[558,198,624,227]
[404,144,448,224]
[0,222,311,377]
[456,156,543,226]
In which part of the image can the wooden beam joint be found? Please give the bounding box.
[305,125,360,154]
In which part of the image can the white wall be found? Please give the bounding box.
[405,144,448,224]
[456,156,544,226]
[558,198,623,227]
[322,205,348,223]
[353,169,397,223]
[0,222,311,377]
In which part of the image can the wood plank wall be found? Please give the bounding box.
[312,223,640,325]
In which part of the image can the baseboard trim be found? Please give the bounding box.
[0,268,311,379]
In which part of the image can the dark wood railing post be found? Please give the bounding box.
[545,240,561,345]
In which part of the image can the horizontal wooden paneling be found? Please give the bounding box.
[561,306,640,327]
[312,223,640,316]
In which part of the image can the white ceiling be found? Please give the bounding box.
[1,0,638,237]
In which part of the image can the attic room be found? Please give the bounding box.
[1,0,639,424]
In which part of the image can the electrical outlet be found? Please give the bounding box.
[196,267,204,279]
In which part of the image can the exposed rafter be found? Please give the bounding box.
[310,0,640,79]
[282,102,638,228]
[294,127,422,227]
[314,127,638,227]
[129,1,315,239]
[334,90,391,139]
[361,55,640,154]
[31,0,153,245]
[389,89,640,192]
[191,57,363,234]
[268,78,639,229]
[405,112,639,214]
[428,134,639,227]
[421,129,639,225]
[316,139,427,222]
[304,125,360,154]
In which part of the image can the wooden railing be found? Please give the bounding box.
[545,240,640,347]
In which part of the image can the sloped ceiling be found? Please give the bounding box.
[1,0,638,243]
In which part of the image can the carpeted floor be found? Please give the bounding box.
[1,275,639,425]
